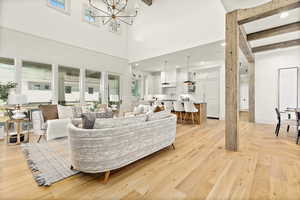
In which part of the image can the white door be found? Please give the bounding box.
[195,70,220,118]
[240,82,249,111]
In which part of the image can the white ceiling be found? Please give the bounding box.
[222,1,300,48]
[134,0,299,72]
[132,40,226,72]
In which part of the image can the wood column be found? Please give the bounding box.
[249,61,255,123]
[225,11,240,151]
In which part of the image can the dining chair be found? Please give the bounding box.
[183,102,198,124]
[296,111,300,144]
[275,108,281,136]
[163,101,173,111]
[173,101,184,124]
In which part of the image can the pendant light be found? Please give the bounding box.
[184,56,194,85]
[161,60,170,85]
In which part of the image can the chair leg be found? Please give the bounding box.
[103,171,110,184]
[37,135,43,143]
[171,143,175,150]
[296,130,300,144]
[287,125,290,132]
[192,113,194,124]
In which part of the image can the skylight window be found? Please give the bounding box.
[47,0,70,14]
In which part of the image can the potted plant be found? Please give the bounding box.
[0,82,17,105]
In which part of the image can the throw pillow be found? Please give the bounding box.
[94,114,147,129]
[95,111,113,119]
[72,106,83,118]
[57,105,74,119]
[146,110,171,121]
[153,105,164,113]
[81,113,96,129]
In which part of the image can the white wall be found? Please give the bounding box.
[256,47,300,124]
[128,0,226,62]
[0,27,131,109]
[0,0,128,59]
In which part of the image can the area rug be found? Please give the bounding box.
[21,138,80,186]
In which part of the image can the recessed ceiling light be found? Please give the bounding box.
[221,42,226,47]
[135,63,139,66]
[280,12,289,19]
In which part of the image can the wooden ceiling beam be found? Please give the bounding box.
[252,38,300,53]
[239,25,255,63]
[247,21,300,41]
[141,0,152,6]
[237,0,300,25]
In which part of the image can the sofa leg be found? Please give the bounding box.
[172,143,176,150]
[103,171,110,184]
[70,165,74,170]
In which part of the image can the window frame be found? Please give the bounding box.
[47,0,71,15]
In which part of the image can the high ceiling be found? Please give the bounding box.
[222,0,300,49]
[133,0,299,72]
[132,40,226,72]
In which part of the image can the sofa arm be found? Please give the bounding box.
[46,118,71,141]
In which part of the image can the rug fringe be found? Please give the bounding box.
[22,147,47,186]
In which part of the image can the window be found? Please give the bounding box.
[58,66,80,104]
[0,57,15,84]
[47,0,70,14]
[108,74,120,106]
[83,4,97,25]
[85,70,101,103]
[22,61,52,104]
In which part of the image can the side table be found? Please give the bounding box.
[6,118,30,145]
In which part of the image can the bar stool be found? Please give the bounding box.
[173,101,184,123]
[183,102,198,124]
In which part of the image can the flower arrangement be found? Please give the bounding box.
[0,82,17,104]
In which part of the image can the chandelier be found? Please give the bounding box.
[88,0,138,26]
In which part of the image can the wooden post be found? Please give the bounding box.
[225,11,240,151]
[249,61,255,123]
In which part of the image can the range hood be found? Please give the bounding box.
[161,61,170,85]
[184,56,195,85]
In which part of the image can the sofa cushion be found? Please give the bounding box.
[39,105,58,122]
[72,106,83,118]
[146,110,171,121]
[94,114,147,129]
[81,113,96,129]
[57,105,74,119]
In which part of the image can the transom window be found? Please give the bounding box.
[83,4,97,25]
[47,0,70,14]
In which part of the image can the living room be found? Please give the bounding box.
[1,0,300,199]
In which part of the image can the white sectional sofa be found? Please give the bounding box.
[67,111,177,183]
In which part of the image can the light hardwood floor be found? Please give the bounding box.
[1,119,300,200]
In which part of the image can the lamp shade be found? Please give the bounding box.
[8,94,28,105]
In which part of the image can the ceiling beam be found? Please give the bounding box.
[239,25,255,62]
[237,0,300,24]
[141,0,152,6]
[252,38,300,53]
[247,21,300,41]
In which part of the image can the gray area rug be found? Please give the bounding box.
[21,138,80,186]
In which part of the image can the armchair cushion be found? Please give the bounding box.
[57,105,74,119]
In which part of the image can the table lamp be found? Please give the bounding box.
[8,94,28,119]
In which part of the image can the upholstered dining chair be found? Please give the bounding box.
[295,111,300,144]
[173,101,184,124]
[183,102,198,124]
[163,101,173,111]
[275,108,281,136]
